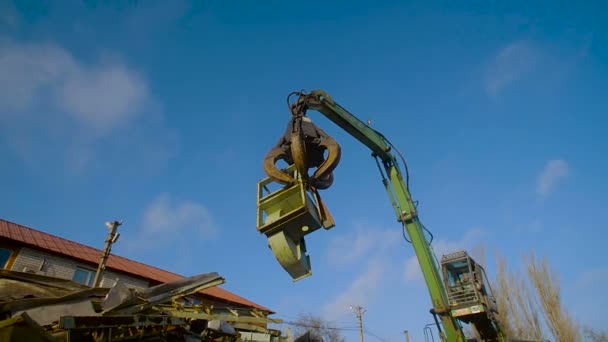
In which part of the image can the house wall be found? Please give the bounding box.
[10,247,149,290]
[97,269,150,290]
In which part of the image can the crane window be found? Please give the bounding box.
[445,259,471,287]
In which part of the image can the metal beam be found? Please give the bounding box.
[59,315,186,329]
[157,307,283,325]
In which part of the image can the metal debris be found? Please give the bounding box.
[101,272,224,315]
[0,312,58,342]
[0,269,286,341]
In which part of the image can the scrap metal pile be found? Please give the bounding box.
[0,269,251,342]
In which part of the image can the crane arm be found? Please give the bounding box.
[291,90,467,342]
[297,90,394,162]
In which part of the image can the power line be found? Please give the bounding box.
[276,314,356,325]
[365,328,388,342]
[283,321,358,331]
[280,314,389,342]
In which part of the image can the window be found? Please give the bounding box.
[0,248,12,269]
[445,262,470,287]
[73,266,96,286]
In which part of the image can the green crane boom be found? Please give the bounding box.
[256,90,506,341]
[300,90,465,341]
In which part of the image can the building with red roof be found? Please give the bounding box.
[0,218,274,316]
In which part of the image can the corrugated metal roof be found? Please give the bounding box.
[0,218,273,313]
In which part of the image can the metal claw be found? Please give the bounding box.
[257,94,342,281]
[263,146,296,186]
[263,116,341,190]
[310,136,341,189]
[290,117,309,180]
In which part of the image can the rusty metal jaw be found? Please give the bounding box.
[309,136,341,190]
[263,146,296,186]
[263,116,341,191]
[256,165,335,281]
[290,119,309,183]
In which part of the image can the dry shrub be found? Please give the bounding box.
[585,327,608,342]
[494,255,543,340]
[491,251,582,342]
[526,252,581,342]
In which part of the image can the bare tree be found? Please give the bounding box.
[585,327,608,342]
[494,254,544,340]
[491,251,582,342]
[290,313,346,342]
[526,252,581,342]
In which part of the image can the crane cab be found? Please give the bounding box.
[440,250,500,325]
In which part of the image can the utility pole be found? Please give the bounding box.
[93,220,122,287]
[350,305,366,342]
[404,330,410,342]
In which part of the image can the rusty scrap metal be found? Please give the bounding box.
[0,269,277,341]
[155,305,284,325]
[59,314,187,329]
[0,269,90,302]
[0,287,108,319]
[15,299,98,327]
[101,272,225,315]
[0,312,58,342]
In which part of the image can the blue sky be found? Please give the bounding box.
[1,0,606,340]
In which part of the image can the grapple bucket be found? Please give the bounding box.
[257,165,334,281]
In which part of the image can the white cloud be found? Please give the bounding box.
[404,254,422,282]
[141,193,218,240]
[320,226,402,319]
[325,227,401,266]
[322,258,387,319]
[0,36,176,174]
[404,228,485,283]
[110,193,217,274]
[536,159,570,197]
[0,37,148,134]
[57,63,147,133]
[483,40,539,97]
